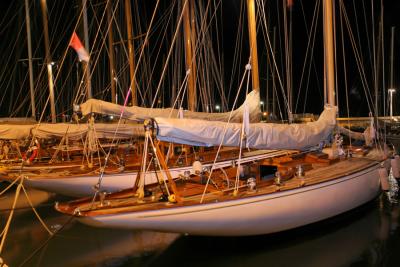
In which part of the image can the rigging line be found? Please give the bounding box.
[169,71,190,116]
[18,215,75,267]
[202,0,228,109]
[371,0,378,116]
[0,177,23,254]
[73,0,116,104]
[194,0,228,109]
[25,1,90,143]
[141,1,177,105]
[361,0,374,77]
[234,66,251,193]
[150,0,189,108]
[126,0,162,108]
[228,0,245,103]
[340,1,374,114]
[21,185,53,235]
[257,0,291,116]
[90,0,159,107]
[351,1,364,68]
[333,0,339,109]
[295,0,320,113]
[0,16,26,104]
[283,0,290,113]
[200,63,251,203]
[0,2,24,35]
[380,0,387,142]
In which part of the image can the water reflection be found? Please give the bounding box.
[1,190,400,267]
[151,196,400,267]
[0,190,179,267]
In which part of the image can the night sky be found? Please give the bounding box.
[0,0,399,120]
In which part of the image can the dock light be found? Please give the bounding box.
[215,104,220,112]
[388,88,396,118]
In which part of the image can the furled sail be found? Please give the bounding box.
[31,123,144,140]
[0,124,34,140]
[155,106,337,150]
[0,123,143,140]
[79,90,261,123]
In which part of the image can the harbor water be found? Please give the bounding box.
[1,183,400,267]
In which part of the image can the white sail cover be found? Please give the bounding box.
[155,106,337,150]
[0,123,143,140]
[0,124,34,140]
[80,91,261,123]
[31,123,144,140]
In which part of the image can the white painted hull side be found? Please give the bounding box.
[24,150,284,197]
[79,163,381,236]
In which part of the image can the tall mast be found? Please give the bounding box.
[125,0,137,106]
[323,0,336,106]
[182,0,197,111]
[389,27,395,89]
[389,27,395,118]
[24,0,36,118]
[82,0,92,99]
[272,26,277,117]
[106,1,116,103]
[283,0,293,120]
[40,0,56,123]
[246,0,260,92]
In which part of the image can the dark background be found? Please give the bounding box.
[0,0,398,120]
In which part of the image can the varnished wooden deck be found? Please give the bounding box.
[57,149,383,217]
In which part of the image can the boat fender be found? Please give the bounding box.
[391,156,400,179]
[379,167,390,191]
[192,161,202,174]
[168,194,177,203]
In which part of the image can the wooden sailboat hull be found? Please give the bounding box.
[76,162,382,236]
[21,150,288,197]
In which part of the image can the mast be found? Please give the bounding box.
[40,0,56,123]
[106,1,116,103]
[272,26,277,118]
[283,0,293,120]
[24,0,36,118]
[82,0,92,99]
[389,27,395,88]
[323,0,336,106]
[182,0,197,111]
[246,0,260,92]
[389,27,395,118]
[125,0,137,106]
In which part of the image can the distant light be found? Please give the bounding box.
[215,104,220,111]
[260,101,264,105]
[263,112,267,116]
[110,115,114,120]
[50,61,55,66]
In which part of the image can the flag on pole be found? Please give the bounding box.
[69,31,90,62]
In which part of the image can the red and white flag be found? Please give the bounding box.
[69,31,90,62]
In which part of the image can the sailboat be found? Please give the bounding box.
[0,1,275,198]
[55,0,391,236]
